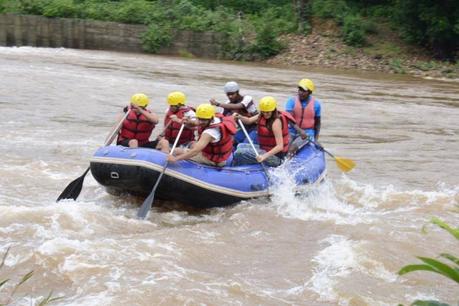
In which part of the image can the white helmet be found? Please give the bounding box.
[224,81,240,93]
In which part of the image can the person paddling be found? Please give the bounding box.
[162,91,197,151]
[285,78,322,148]
[209,81,258,147]
[116,93,168,152]
[168,104,236,167]
[287,79,322,141]
[232,96,295,167]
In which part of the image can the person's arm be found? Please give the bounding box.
[210,98,244,110]
[285,97,295,114]
[167,133,213,162]
[257,118,283,163]
[292,122,308,139]
[233,113,259,125]
[133,105,159,124]
[313,100,321,140]
[181,110,198,127]
[314,117,320,140]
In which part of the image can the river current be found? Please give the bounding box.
[0,47,458,305]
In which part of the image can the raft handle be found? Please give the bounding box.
[110,172,120,179]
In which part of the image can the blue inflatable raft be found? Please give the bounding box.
[89,142,326,208]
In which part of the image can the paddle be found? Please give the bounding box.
[237,119,270,189]
[56,109,131,202]
[313,141,356,172]
[137,123,185,219]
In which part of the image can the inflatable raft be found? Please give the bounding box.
[89,142,326,208]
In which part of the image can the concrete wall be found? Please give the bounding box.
[0,14,222,57]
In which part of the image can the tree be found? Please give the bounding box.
[293,0,309,32]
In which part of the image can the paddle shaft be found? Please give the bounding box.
[137,124,185,219]
[105,109,131,146]
[237,119,270,191]
[237,119,259,157]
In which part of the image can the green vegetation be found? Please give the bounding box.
[398,217,459,306]
[0,0,457,62]
[0,247,63,305]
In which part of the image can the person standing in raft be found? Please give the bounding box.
[232,96,296,167]
[285,78,322,153]
[209,81,258,147]
[167,104,236,167]
[116,93,168,152]
[161,91,197,151]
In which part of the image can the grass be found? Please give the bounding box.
[363,41,402,59]
[0,247,63,305]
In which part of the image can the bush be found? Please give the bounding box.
[141,23,173,53]
[42,0,79,18]
[311,0,349,21]
[247,22,285,59]
[393,0,458,60]
[113,0,154,24]
[342,14,366,47]
[79,1,118,21]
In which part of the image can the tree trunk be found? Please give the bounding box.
[294,0,308,32]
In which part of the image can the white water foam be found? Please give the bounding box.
[306,235,398,305]
[307,235,358,304]
[266,164,458,226]
[267,166,375,225]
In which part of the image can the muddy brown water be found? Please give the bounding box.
[0,47,458,305]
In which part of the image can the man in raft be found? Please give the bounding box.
[167,104,236,167]
[285,79,322,154]
[117,93,168,152]
[161,91,197,151]
[209,81,258,147]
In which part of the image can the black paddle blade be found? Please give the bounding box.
[56,167,90,202]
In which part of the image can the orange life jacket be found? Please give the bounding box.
[257,111,295,154]
[293,96,315,129]
[164,106,195,145]
[199,115,237,163]
[118,108,155,145]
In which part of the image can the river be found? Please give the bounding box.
[0,47,458,305]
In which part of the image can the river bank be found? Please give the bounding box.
[267,19,458,81]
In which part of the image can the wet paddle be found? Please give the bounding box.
[237,119,270,189]
[314,141,356,172]
[56,109,131,202]
[137,123,185,219]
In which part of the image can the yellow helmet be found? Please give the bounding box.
[196,104,215,119]
[298,79,315,92]
[167,91,186,106]
[259,96,277,112]
[130,93,149,107]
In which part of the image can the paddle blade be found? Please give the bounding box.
[56,167,90,202]
[137,191,155,219]
[335,157,356,172]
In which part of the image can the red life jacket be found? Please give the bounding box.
[198,115,237,163]
[164,106,195,145]
[118,109,155,145]
[293,96,315,129]
[257,111,295,154]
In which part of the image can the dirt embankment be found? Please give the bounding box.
[267,18,458,80]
